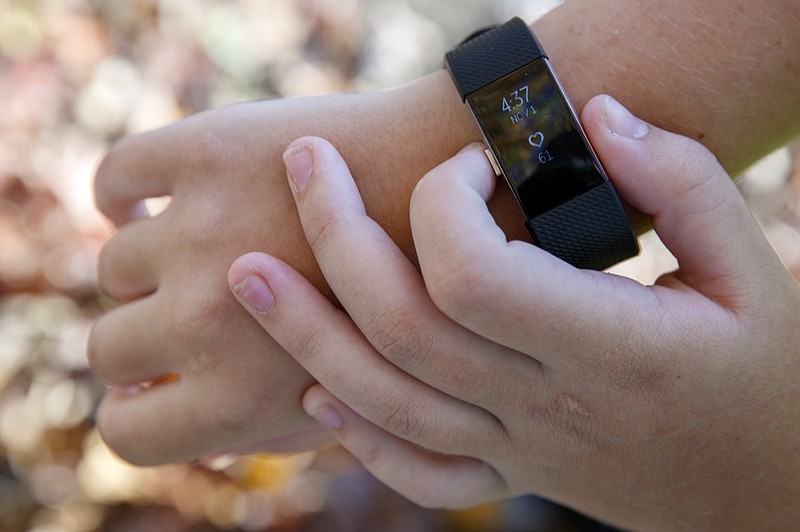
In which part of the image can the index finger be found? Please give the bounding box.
[94,125,181,226]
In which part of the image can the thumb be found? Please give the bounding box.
[582,95,775,298]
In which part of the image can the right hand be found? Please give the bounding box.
[88,72,495,465]
[228,98,800,530]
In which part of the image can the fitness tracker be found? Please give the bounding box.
[445,17,639,270]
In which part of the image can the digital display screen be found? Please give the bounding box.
[468,58,606,219]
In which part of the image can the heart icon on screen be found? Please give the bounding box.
[528,131,544,148]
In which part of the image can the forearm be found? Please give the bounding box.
[536,0,800,174]
[351,0,800,259]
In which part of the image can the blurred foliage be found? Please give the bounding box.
[0,0,797,531]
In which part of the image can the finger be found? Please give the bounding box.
[96,379,238,466]
[97,374,319,466]
[281,136,540,405]
[582,95,780,298]
[302,384,505,509]
[94,127,179,227]
[410,143,653,364]
[97,216,165,301]
[198,425,333,460]
[87,294,178,385]
[228,252,505,457]
[96,380,188,465]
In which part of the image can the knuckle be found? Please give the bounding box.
[192,130,231,175]
[302,210,353,256]
[662,138,730,208]
[93,139,129,210]
[365,305,435,370]
[410,167,452,222]
[525,389,601,451]
[414,160,453,196]
[95,234,128,298]
[378,392,429,442]
[94,135,157,217]
[282,324,327,365]
[425,254,489,322]
[171,202,232,248]
[85,319,109,379]
[168,286,227,339]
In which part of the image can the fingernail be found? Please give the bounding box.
[604,96,648,139]
[233,273,275,314]
[283,144,314,192]
[307,403,343,430]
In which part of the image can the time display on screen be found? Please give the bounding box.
[468,58,606,219]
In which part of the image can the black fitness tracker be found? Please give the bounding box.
[445,17,639,270]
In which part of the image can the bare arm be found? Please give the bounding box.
[536,0,800,174]
[376,0,800,250]
[91,0,800,464]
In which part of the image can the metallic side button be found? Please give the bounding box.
[484,148,502,176]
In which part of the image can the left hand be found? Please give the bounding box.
[228,95,800,530]
[87,73,485,465]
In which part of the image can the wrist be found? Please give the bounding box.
[399,70,536,243]
[354,70,530,262]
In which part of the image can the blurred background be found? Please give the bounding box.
[0,0,798,531]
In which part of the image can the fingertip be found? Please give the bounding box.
[227,252,267,290]
[450,142,497,200]
[411,142,496,223]
[301,381,503,509]
[282,136,351,192]
[283,136,346,171]
[579,94,608,135]
[302,385,345,431]
[282,134,364,219]
[581,95,768,286]
[93,132,176,226]
[283,138,318,192]
[410,145,511,311]
[283,135,323,154]
[455,141,488,156]
[282,136,345,174]
[227,252,285,316]
[581,94,709,213]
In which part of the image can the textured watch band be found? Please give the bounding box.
[527,182,638,270]
[445,17,638,270]
[445,17,544,100]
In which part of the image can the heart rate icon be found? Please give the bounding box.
[527,131,544,148]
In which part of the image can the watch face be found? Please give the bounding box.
[468,58,606,219]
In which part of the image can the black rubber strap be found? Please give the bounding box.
[526,182,639,271]
[445,17,545,101]
[446,17,638,270]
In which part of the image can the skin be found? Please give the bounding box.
[90,0,800,464]
[229,96,800,530]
